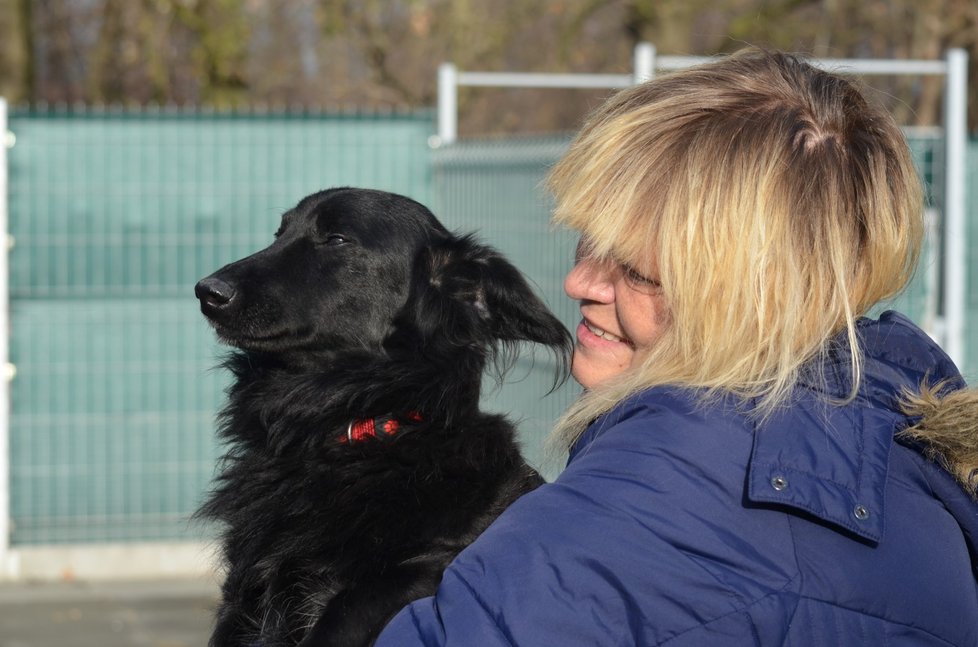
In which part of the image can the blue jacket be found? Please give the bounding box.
[376,311,978,646]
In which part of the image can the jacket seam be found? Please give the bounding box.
[671,546,773,609]
[851,404,866,498]
[785,510,803,600]
[751,461,857,495]
[655,587,961,647]
[655,575,802,646]
[791,596,961,647]
[448,573,517,647]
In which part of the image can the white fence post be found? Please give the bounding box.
[0,97,10,575]
[437,63,458,146]
[633,42,656,83]
[943,48,968,369]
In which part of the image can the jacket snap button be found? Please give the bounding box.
[771,475,788,491]
[853,505,870,520]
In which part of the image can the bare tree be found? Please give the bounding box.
[0,0,29,103]
[169,0,250,107]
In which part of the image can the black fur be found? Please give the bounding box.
[194,188,571,646]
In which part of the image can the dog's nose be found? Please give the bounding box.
[195,277,236,310]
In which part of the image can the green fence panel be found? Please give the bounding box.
[872,134,944,330]
[431,137,578,477]
[7,109,433,544]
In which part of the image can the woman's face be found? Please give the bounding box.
[563,239,669,389]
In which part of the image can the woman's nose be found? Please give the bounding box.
[564,258,615,303]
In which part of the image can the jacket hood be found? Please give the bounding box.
[856,311,977,499]
[748,311,977,545]
[899,385,978,498]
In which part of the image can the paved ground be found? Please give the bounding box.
[0,579,218,647]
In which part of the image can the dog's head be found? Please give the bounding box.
[195,188,437,357]
[196,188,571,374]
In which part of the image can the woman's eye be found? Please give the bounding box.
[622,265,661,291]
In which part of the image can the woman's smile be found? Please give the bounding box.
[580,318,632,346]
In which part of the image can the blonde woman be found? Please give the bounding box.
[375,49,978,646]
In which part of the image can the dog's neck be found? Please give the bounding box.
[344,411,424,444]
[225,348,485,427]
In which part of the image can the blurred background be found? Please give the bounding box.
[0,1,975,644]
[3,0,978,132]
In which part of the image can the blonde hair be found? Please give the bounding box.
[548,48,924,447]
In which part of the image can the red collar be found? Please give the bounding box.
[344,411,423,444]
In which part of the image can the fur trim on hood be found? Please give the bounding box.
[899,383,978,499]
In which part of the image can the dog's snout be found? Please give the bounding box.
[196,277,236,310]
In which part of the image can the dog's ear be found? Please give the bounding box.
[407,235,572,366]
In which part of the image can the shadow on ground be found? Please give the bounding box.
[0,579,218,647]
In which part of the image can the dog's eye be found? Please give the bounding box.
[321,234,349,247]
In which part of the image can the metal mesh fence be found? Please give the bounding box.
[884,132,944,330]
[4,110,972,547]
[431,137,578,477]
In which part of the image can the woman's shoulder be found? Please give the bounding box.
[559,386,766,549]
[432,388,801,644]
[568,385,752,462]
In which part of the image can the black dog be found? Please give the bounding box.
[194,188,571,646]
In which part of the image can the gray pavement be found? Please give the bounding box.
[0,579,218,647]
